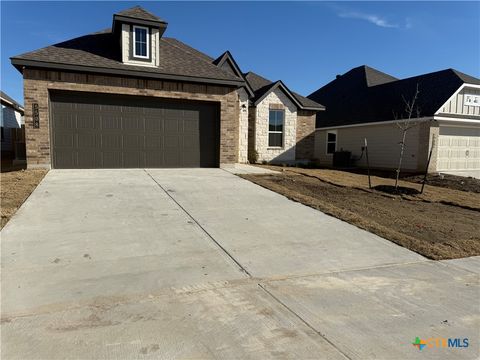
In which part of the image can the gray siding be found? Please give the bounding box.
[1,105,22,152]
[438,86,480,117]
[315,121,430,171]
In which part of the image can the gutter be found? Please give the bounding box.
[315,117,433,131]
[10,58,246,87]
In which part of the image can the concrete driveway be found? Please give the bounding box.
[1,168,478,359]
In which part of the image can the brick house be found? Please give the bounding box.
[11,6,324,169]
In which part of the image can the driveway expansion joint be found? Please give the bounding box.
[257,283,353,360]
[144,169,252,277]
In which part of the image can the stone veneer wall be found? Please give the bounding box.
[237,88,249,163]
[254,88,297,163]
[23,68,239,168]
[295,110,317,160]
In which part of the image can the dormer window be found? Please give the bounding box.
[133,26,149,58]
[113,6,167,67]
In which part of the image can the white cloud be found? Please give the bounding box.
[338,11,399,28]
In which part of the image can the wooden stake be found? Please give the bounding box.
[421,136,435,194]
[365,138,371,189]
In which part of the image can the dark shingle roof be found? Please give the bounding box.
[308,66,480,128]
[115,6,166,23]
[11,29,243,85]
[244,72,324,110]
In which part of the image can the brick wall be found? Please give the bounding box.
[295,110,316,160]
[23,68,239,168]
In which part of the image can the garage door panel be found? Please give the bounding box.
[51,91,219,169]
[124,134,144,148]
[164,118,179,133]
[437,126,480,171]
[77,151,97,168]
[164,135,179,148]
[54,133,74,148]
[101,116,122,130]
[123,151,145,168]
[145,117,163,132]
[102,152,122,168]
[102,134,122,149]
[54,114,75,130]
[54,152,75,168]
[77,133,96,147]
[145,135,162,149]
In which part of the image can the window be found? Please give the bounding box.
[133,26,149,58]
[268,110,284,147]
[326,130,337,154]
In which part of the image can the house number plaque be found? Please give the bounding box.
[32,103,40,128]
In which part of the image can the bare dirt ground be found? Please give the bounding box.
[404,173,480,193]
[243,166,480,260]
[1,169,47,229]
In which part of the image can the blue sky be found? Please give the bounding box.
[1,1,479,105]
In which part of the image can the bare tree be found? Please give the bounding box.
[393,83,421,189]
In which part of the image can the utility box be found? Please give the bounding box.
[333,151,352,168]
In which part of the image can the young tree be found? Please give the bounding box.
[393,83,421,190]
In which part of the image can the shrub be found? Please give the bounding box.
[248,149,259,164]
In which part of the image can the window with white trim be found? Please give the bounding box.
[133,26,149,58]
[326,130,337,154]
[268,110,284,147]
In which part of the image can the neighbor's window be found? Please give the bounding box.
[326,130,337,154]
[268,110,284,147]
[133,26,149,58]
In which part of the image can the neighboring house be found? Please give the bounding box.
[308,65,480,175]
[1,91,24,155]
[10,6,323,169]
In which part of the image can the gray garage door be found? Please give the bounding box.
[50,91,219,168]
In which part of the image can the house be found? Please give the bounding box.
[308,65,480,175]
[1,91,25,157]
[10,6,323,169]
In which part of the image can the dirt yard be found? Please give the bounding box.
[242,167,480,260]
[1,169,47,229]
[404,173,480,193]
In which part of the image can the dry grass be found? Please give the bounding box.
[1,169,48,229]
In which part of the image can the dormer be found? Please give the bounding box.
[112,6,168,68]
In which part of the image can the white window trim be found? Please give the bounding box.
[133,25,149,59]
[268,109,285,148]
[326,130,337,155]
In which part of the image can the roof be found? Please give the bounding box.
[213,51,254,97]
[11,28,244,86]
[308,66,480,128]
[0,91,24,113]
[114,6,166,23]
[244,72,325,111]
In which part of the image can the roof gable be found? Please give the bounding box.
[213,51,254,97]
[245,72,324,110]
[115,6,166,22]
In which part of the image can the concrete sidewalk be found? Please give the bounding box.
[1,169,478,359]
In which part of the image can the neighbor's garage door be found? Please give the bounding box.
[437,126,480,171]
[50,91,219,168]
